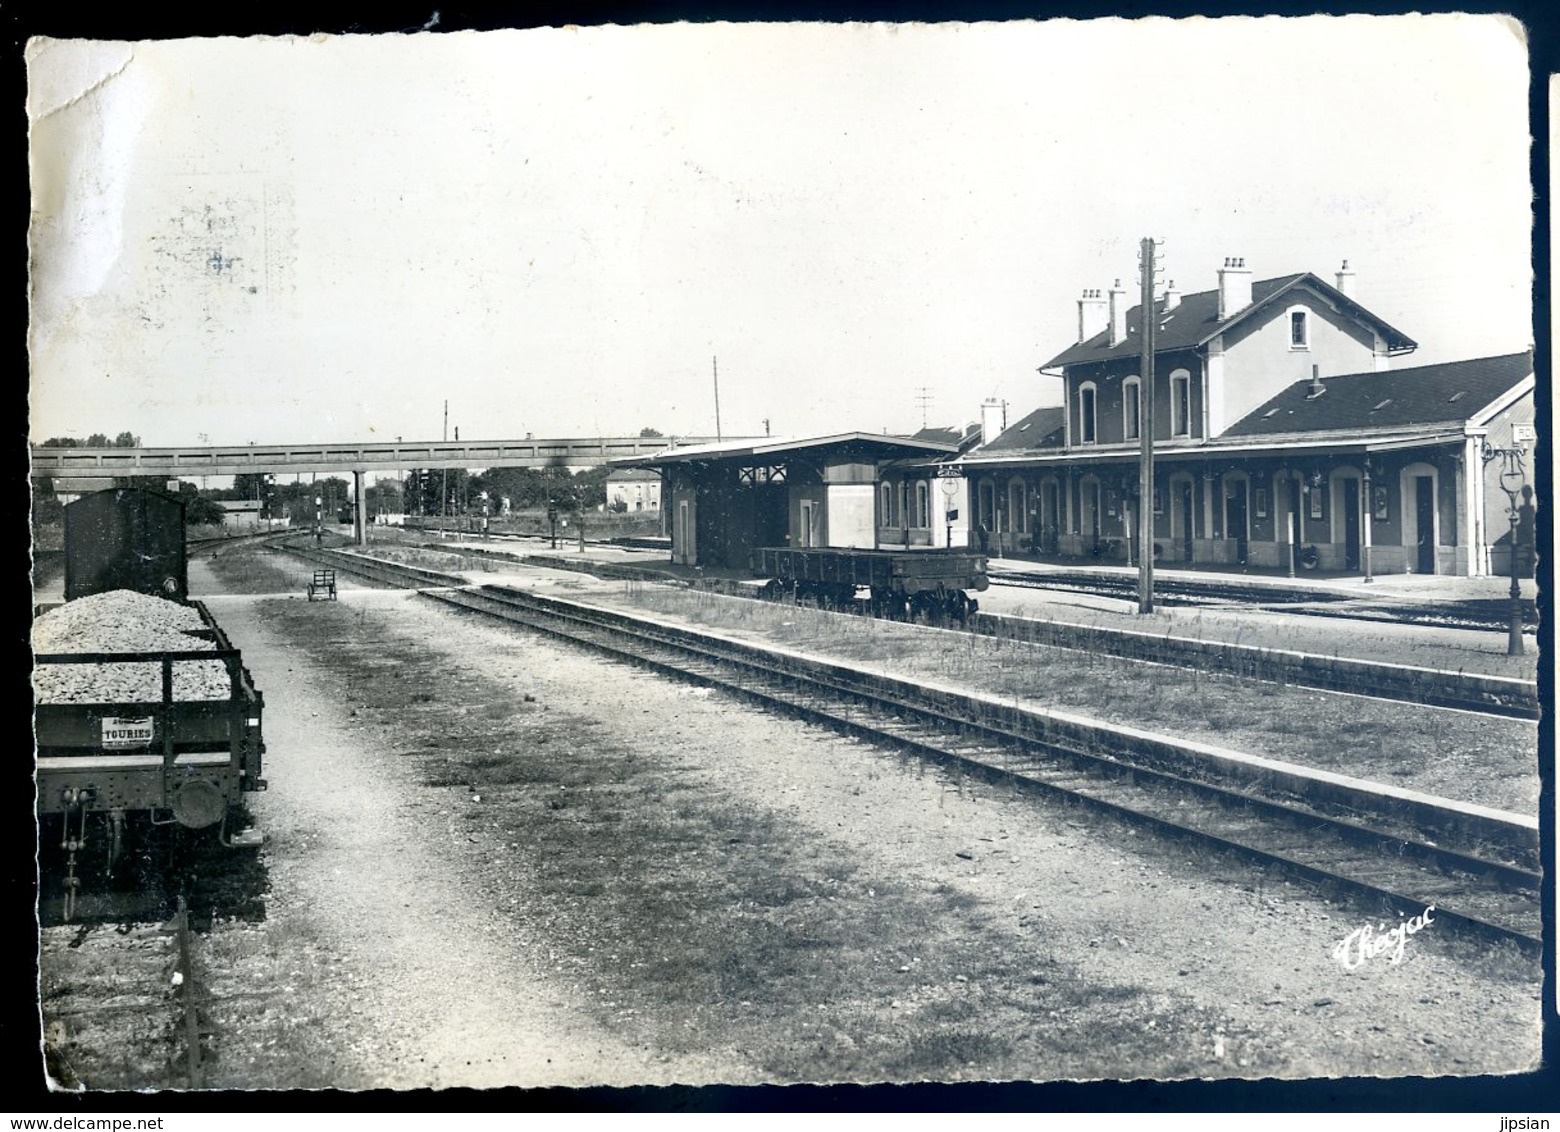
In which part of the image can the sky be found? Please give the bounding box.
[26,16,1534,449]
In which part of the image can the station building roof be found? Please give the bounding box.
[1223,351,1534,440]
[974,405,1067,456]
[961,352,1531,469]
[1042,272,1418,371]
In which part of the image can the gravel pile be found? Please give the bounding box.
[32,591,234,704]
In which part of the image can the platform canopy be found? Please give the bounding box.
[616,432,959,467]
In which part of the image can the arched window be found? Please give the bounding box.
[1079,382,1098,444]
[1287,305,1310,350]
[1122,376,1141,441]
[1169,369,1192,437]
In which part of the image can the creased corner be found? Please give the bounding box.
[26,38,136,124]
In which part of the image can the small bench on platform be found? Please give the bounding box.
[307,569,337,601]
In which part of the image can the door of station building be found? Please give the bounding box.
[1415,476,1435,574]
[1177,481,1194,562]
[675,500,694,565]
[1225,481,1248,566]
[1081,480,1101,549]
[1040,481,1060,554]
[1340,477,1361,571]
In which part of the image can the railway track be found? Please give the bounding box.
[334,538,1540,719]
[286,544,1541,956]
[41,896,207,1091]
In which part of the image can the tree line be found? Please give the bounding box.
[33,427,662,525]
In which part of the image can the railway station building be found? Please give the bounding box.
[958,258,1536,578]
[628,433,962,570]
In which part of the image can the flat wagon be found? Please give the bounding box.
[757,546,988,622]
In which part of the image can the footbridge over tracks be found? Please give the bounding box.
[31,434,727,545]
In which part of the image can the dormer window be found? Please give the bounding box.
[1079,382,1098,444]
[1289,308,1310,350]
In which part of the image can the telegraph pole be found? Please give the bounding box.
[1137,237,1157,614]
[713,356,723,442]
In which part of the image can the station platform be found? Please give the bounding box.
[978,552,1541,606]
[406,534,1540,680]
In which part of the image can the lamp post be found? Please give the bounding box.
[1282,471,1297,578]
[1361,458,1374,583]
[314,495,322,546]
[1123,476,1141,568]
[1481,440,1529,656]
[938,468,960,550]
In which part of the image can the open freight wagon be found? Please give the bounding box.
[34,599,266,915]
[757,546,988,622]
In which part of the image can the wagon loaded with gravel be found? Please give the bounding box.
[34,591,267,913]
[35,490,266,916]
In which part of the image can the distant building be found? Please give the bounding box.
[215,498,264,528]
[605,467,662,513]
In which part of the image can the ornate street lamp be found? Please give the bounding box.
[1280,469,1297,578]
[1361,458,1375,583]
[1481,439,1529,656]
[937,465,961,550]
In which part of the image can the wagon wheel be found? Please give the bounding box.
[908,592,935,624]
[759,579,784,602]
[948,591,972,625]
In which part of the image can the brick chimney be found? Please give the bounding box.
[981,398,1007,444]
[1305,363,1326,399]
[1076,288,1107,344]
[1217,256,1252,320]
[1108,278,1128,346]
[1334,259,1356,298]
[1163,279,1181,311]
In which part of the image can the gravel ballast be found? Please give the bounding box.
[32,590,233,704]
